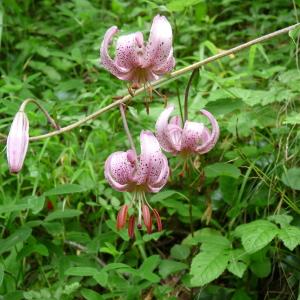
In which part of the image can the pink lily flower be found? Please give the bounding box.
[155,105,219,156]
[100,15,175,83]
[7,111,29,173]
[104,130,169,237]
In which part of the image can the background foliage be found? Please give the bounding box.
[0,0,300,299]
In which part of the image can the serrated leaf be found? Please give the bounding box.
[235,220,279,253]
[190,249,229,286]
[44,184,87,196]
[45,209,82,221]
[267,214,293,228]
[204,162,241,179]
[278,226,300,251]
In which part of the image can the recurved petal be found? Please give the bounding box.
[196,110,220,154]
[155,105,177,153]
[147,153,169,193]
[135,130,161,185]
[7,111,29,173]
[100,26,131,79]
[152,50,175,75]
[181,121,205,152]
[144,15,174,70]
[104,151,135,192]
[115,32,144,69]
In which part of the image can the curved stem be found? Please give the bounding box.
[119,103,137,157]
[184,69,198,122]
[0,23,296,142]
[19,98,60,130]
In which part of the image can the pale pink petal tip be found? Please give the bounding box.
[7,112,29,173]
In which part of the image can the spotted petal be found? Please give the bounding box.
[144,15,174,71]
[115,32,144,69]
[100,26,133,80]
[104,151,135,192]
[155,105,182,153]
[181,121,205,153]
[196,110,220,154]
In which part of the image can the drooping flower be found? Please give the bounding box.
[100,15,175,83]
[155,105,219,156]
[104,130,169,237]
[7,111,29,173]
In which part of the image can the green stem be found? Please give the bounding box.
[0,23,296,142]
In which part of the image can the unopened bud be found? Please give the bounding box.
[7,112,29,173]
[116,204,128,230]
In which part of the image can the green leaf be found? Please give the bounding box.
[65,267,99,277]
[167,0,203,12]
[45,209,82,221]
[0,227,32,255]
[170,244,190,260]
[267,214,293,228]
[235,220,279,253]
[281,168,300,190]
[44,184,87,196]
[93,270,108,287]
[159,260,188,279]
[278,225,300,251]
[138,255,161,283]
[190,249,229,286]
[0,264,4,287]
[289,26,300,46]
[227,260,247,278]
[81,288,104,300]
[28,196,45,214]
[204,162,241,179]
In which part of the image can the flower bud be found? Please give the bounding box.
[6,111,29,173]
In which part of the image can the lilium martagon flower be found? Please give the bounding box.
[155,104,220,156]
[104,130,169,238]
[6,111,29,173]
[100,15,175,84]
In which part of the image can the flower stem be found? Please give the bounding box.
[0,23,296,142]
[184,69,198,122]
[19,98,60,130]
[119,104,137,158]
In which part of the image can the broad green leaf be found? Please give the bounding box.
[0,227,32,255]
[17,243,49,260]
[227,260,247,278]
[159,260,188,278]
[93,270,108,287]
[138,255,161,283]
[81,288,104,300]
[65,267,99,277]
[190,249,229,286]
[45,209,82,221]
[232,290,252,300]
[0,203,30,214]
[284,112,300,125]
[235,220,279,253]
[170,244,190,260]
[267,214,293,228]
[204,162,241,179]
[278,226,300,251]
[44,184,87,196]
[281,168,300,190]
